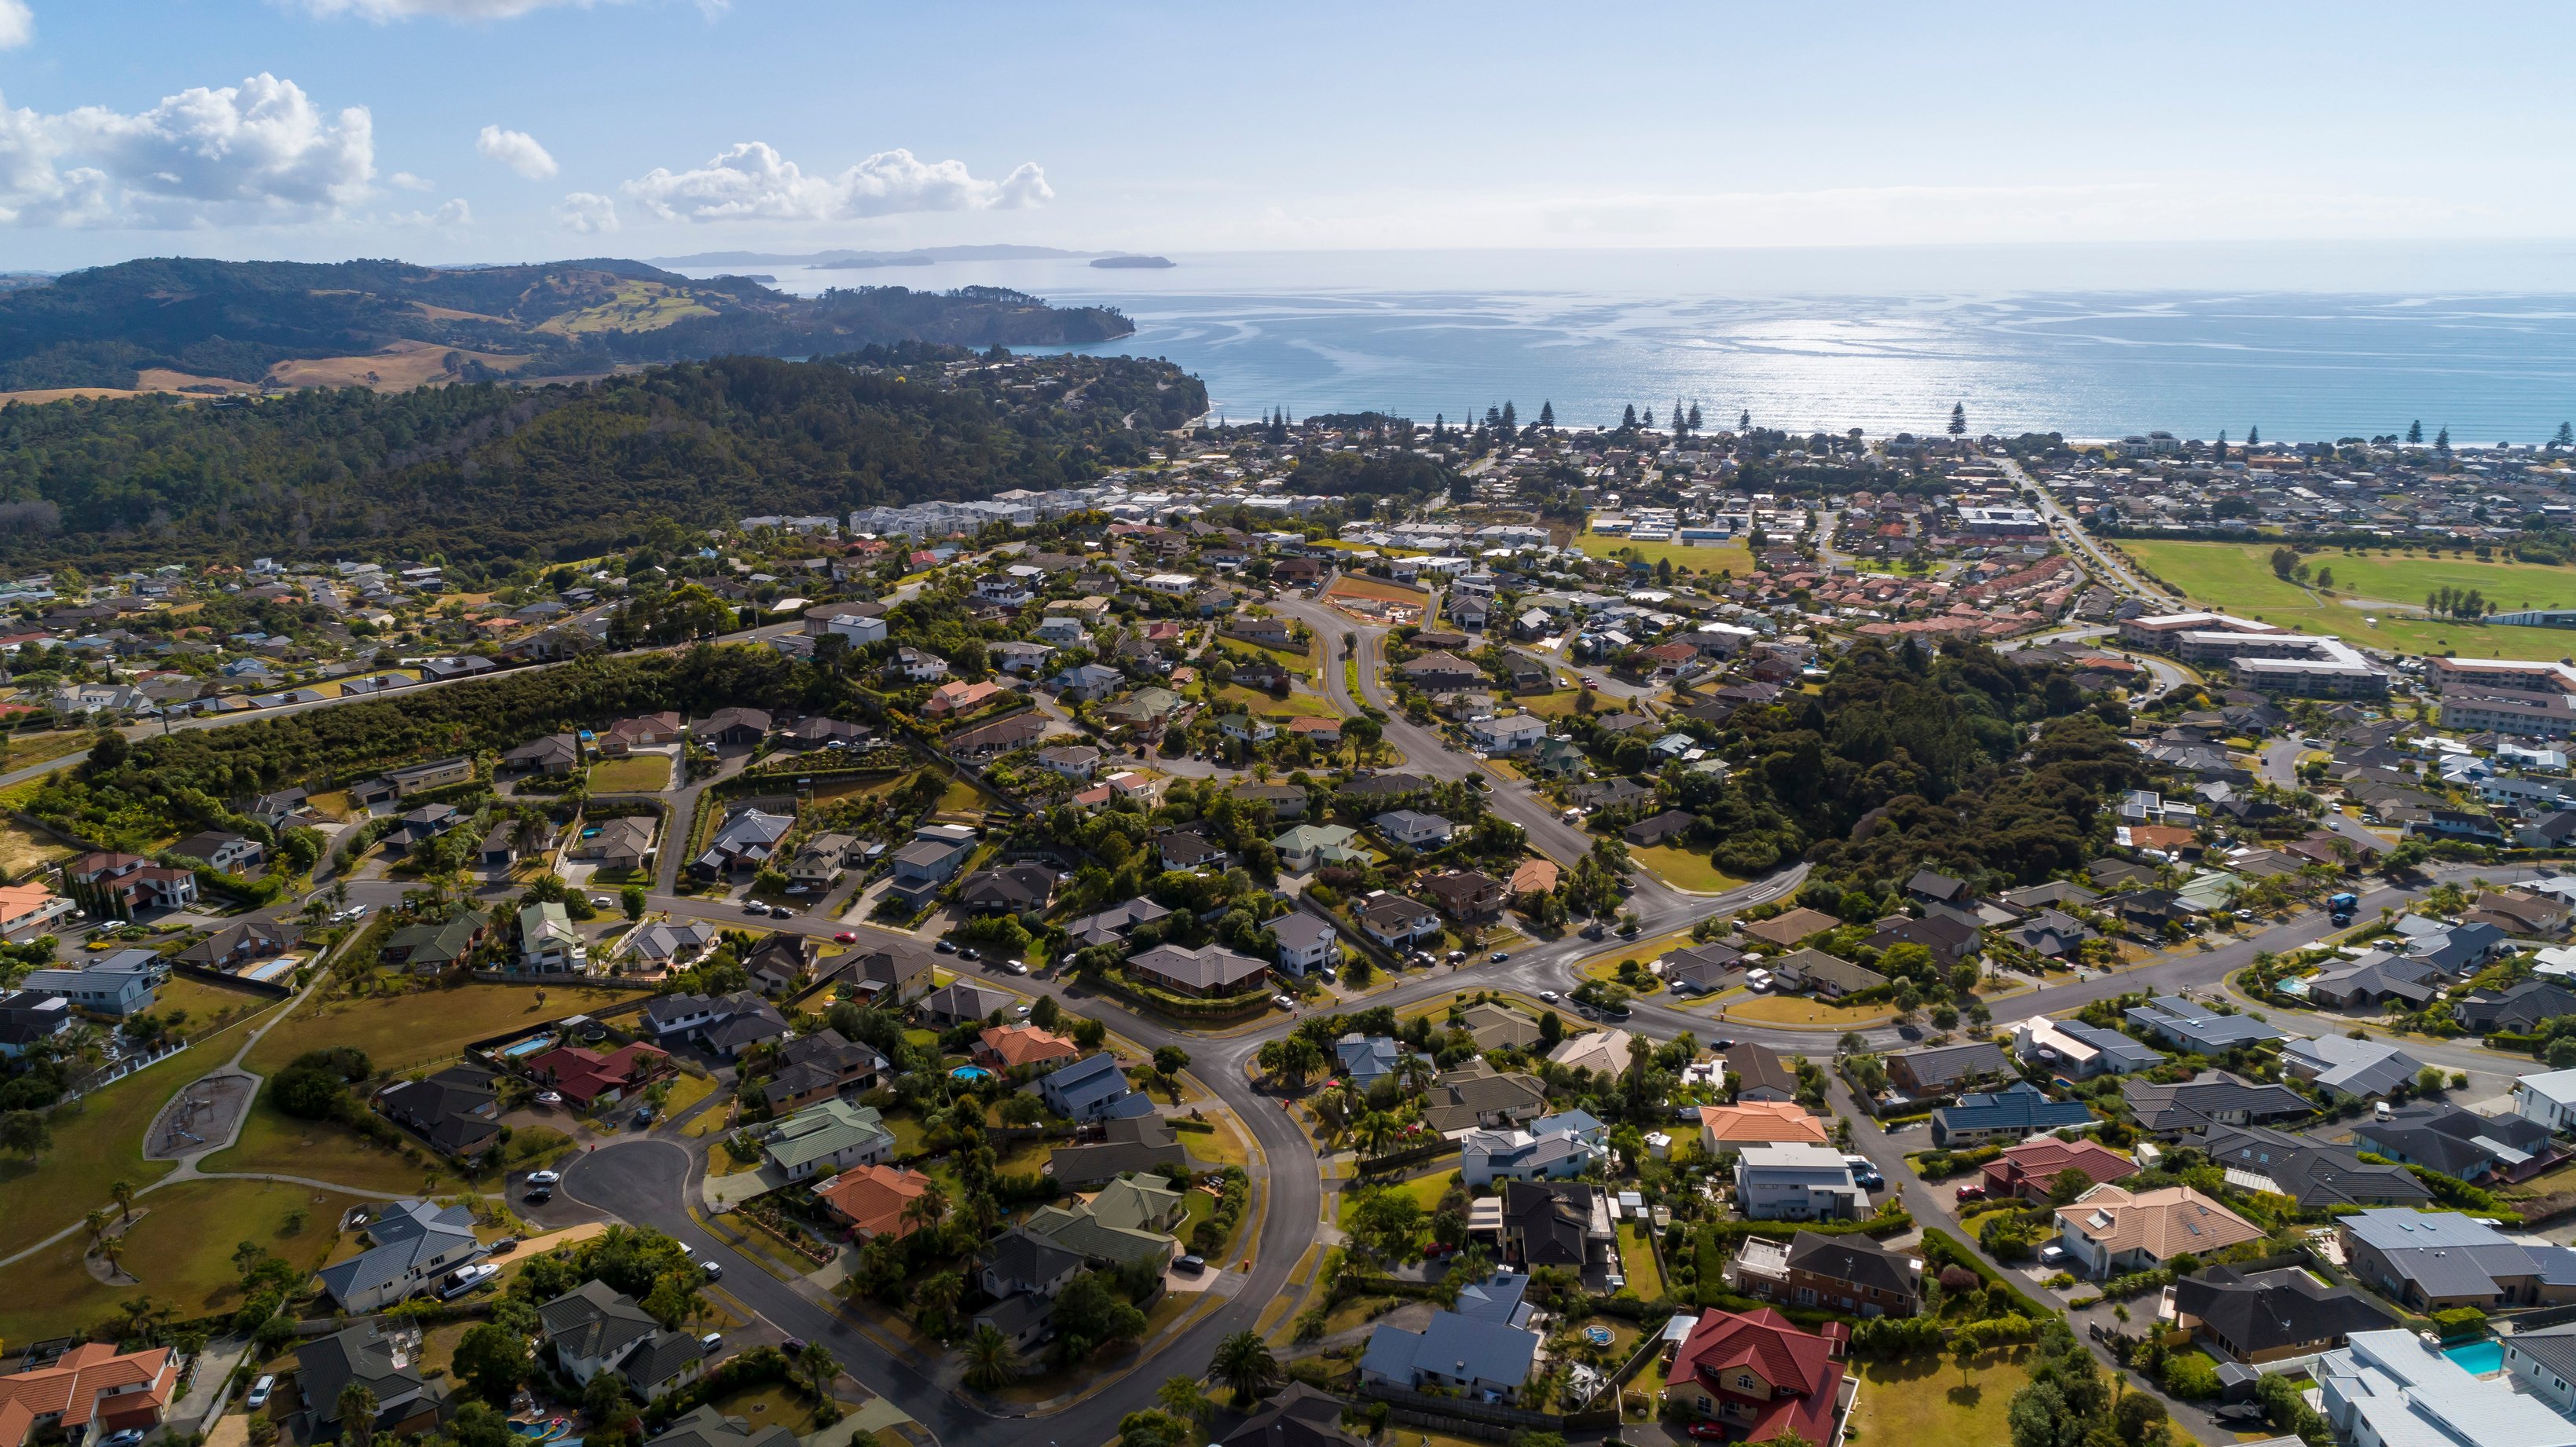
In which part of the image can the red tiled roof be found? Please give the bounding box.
[525,1042,669,1104]
[0,1343,176,1447]
[1666,1308,1844,1445]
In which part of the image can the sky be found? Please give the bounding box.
[9,1,2576,272]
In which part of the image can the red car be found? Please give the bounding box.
[1955,1185,1988,1203]
[1686,1424,1732,1441]
[834,932,856,943]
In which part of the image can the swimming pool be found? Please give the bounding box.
[950,1065,994,1082]
[240,956,299,983]
[499,1037,554,1059]
[2445,1340,2504,1375]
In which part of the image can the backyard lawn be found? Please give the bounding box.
[243,982,630,1075]
[588,755,672,793]
[1615,1222,1664,1299]
[0,1177,362,1346]
[1627,844,1745,895]
[1849,1349,2028,1446]
[156,976,284,1040]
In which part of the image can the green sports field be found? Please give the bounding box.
[2122,540,2576,658]
[1574,526,1753,578]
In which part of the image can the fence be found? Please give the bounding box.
[1355,1139,1456,1176]
[1361,1383,1619,1438]
[64,1039,188,1102]
[171,958,295,998]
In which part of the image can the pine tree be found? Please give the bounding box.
[1671,401,1686,434]
[2558,422,2574,449]
[1738,409,1750,431]
[2215,430,2228,462]
[1485,405,1502,431]
[1621,403,1637,430]
[1687,401,1704,431]
[1948,402,1967,438]
[1500,401,1517,434]
[1537,400,1555,430]
[2408,419,2424,444]
[2248,424,2260,445]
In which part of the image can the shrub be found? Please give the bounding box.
[2160,1351,2222,1400]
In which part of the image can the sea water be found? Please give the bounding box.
[669,244,2576,444]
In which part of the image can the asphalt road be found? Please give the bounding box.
[1999,455,2178,609]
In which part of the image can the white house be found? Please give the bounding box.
[1461,1123,1602,1187]
[1271,913,1339,976]
[1035,617,1092,647]
[2517,1068,2576,1132]
[1468,713,1550,754]
[1143,573,1199,595]
[1732,1143,1868,1221]
[815,612,889,644]
[518,902,587,973]
[1372,810,1456,848]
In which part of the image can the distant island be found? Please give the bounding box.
[656,244,1106,267]
[810,256,935,269]
[1092,255,1176,269]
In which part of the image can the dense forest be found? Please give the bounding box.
[0,349,1207,568]
[0,257,1134,390]
[1664,638,2142,884]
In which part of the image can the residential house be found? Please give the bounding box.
[2123,995,2285,1053]
[1063,896,1173,951]
[1725,1043,1799,1104]
[170,830,265,873]
[761,1098,895,1182]
[1495,1179,1612,1273]
[1728,1232,1922,1318]
[1360,1309,1540,1403]
[0,883,75,942]
[1698,1101,1830,1154]
[1357,893,1442,950]
[1979,1136,2134,1202]
[1462,1120,1605,1188]
[1039,1051,1154,1122]
[1372,810,1456,848]
[2054,1184,2262,1280]
[815,1164,933,1241]
[1769,948,1887,998]
[539,1280,707,1401]
[957,864,1057,917]
[1662,1308,1849,1444]
[1458,1001,1545,1052]
[974,1024,1080,1073]
[621,921,717,973]
[2516,1067,2576,1131]
[1420,1059,1550,1134]
[1157,831,1228,870]
[646,1407,798,1447]
[376,1064,502,1158]
[17,951,161,1016]
[2188,1123,2433,1209]
[502,733,582,776]
[1548,1027,1632,1077]
[1930,1081,2097,1148]
[2123,1071,2314,1134]
[520,1042,670,1107]
[694,807,793,875]
[68,852,197,913]
[1272,913,1339,976]
[695,707,771,745]
[1623,810,1697,848]
[919,980,1011,1025]
[0,1343,180,1447]
[1665,940,1747,995]
[2172,1266,2392,1364]
[518,901,586,973]
[2009,1016,2166,1077]
[1734,1143,1868,1221]
[1863,913,1979,966]
[885,824,977,905]
[2279,1034,2425,1101]
[295,1328,445,1439]
[316,1197,486,1312]
[1129,941,1269,997]
[2340,1208,2576,1310]
[2353,1104,2560,1184]
[1416,868,1505,922]
[1882,1041,2013,1099]
[759,1030,886,1114]
[1049,1115,1193,1189]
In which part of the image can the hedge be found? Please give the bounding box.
[1917,1227,2058,1324]
[1086,969,1274,1023]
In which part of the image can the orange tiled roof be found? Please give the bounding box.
[815,1163,930,1239]
[0,1343,176,1447]
[1697,1101,1830,1145]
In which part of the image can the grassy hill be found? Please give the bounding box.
[0,257,1134,393]
[2123,538,2576,657]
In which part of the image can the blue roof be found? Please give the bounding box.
[1041,1052,1130,1110]
[2127,996,2283,1049]
[1450,1270,1534,1329]
[1933,1080,2095,1133]
[1362,1309,1538,1389]
[1532,1108,1604,1139]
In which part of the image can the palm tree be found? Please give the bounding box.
[797,1340,837,1402]
[960,1325,1023,1390]
[98,1235,128,1282]
[911,1270,963,1331]
[83,1207,111,1249]
[109,1179,134,1224]
[1211,1330,1277,1406]
[337,1383,379,1447]
[901,1183,950,1236]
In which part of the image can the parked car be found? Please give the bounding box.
[2038,1244,2068,1266]
[781,1336,805,1355]
[533,1091,562,1106]
[1539,989,1560,1002]
[1273,994,1296,1010]
[1005,959,1029,975]
[247,1376,275,1411]
[589,896,613,908]
[526,1170,562,1185]
[742,899,768,914]
[1955,1185,1988,1203]
[700,1332,724,1353]
[834,931,856,943]
[1174,1255,1206,1274]
[959,947,980,962]
[769,904,793,918]
[523,1185,553,1203]
[699,1259,723,1280]
[935,939,957,954]
[489,1236,520,1255]
[1489,951,1508,962]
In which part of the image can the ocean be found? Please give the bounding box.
[668,244,2576,444]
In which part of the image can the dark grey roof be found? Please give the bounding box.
[1501,1180,1589,1267]
[1783,1231,1918,1299]
[541,1280,660,1362]
[620,1332,706,1392]
[1222,1383,1365,1447]
[2171,1266,2391,1355]
[2354,1104,2556,1179]
[1724,1043,1798,1101]
[2123,1071,2313,1133]
[2189,1123,2432,1209]
[297,1326,427,1425]
[645,1405,801,1447]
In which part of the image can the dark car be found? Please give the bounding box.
[523,1185,553,1203]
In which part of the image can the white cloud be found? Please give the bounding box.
[0,73,373,228]
[292,0,624,17]
[389,170,433,190]
[559,190,617,232]
[0,2,33,49]
[475,123,555,179]
[391,196,471,225]
[622,142,1049,223]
